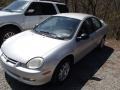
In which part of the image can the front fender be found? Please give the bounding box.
[41,41,74,77]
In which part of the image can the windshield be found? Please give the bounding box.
[34,16,80,40]
[3,1,29,13]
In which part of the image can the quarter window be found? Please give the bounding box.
[40,3,57,15]
[56,4,69,13]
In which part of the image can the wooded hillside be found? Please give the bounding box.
[0,0,13,7]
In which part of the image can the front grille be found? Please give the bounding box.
[3,54,18,65]
[6,59,18,65]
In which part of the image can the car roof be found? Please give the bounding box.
[18,0,65,5]
[54,13,93,20]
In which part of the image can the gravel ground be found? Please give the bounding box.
[0,39,120,90]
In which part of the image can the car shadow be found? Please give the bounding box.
[5,45,114,90]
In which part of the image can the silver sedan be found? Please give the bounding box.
[0,13,107,85]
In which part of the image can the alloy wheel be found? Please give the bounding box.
[58,62,70,81]
[3,32,15,41]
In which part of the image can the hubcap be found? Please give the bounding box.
[58,62,70,81]
[3,32,15,41]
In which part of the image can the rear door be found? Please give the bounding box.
[91,17,104,45]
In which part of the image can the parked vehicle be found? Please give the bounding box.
[0,0,68,45]
[0,13,107,85]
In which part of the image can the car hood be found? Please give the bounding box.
[1,31,65,63]
[0,11,21,16]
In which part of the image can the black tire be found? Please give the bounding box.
[97,36,106,49]
[0,28,20,46]
[51,59,72,84]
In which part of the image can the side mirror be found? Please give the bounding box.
[35,24,38,27]
[33,24,39,30]
[76,33,89,41]
[25,9,35,15]
[27,9,35,13]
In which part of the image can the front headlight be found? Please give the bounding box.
[27,57,44,69]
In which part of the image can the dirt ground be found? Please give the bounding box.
[0,39,120,90]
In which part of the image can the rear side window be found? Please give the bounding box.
[56,4,69,13]
[40,3,57,15]
[27,2,57,15]
[91,18,102,31]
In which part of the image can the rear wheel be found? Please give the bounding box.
[51,59,72,84]
[0,28,20,46]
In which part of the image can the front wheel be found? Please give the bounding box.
[51,60,72,84]
[0,29,19,46]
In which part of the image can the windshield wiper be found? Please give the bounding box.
[35,30,66,40]
[38,31,51,36]
[39,31,65,39]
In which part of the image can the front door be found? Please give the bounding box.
[24,2,57,30]
[74,18,96,62]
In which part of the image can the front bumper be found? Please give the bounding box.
[0,52,52,85]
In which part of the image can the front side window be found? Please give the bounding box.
[26,2,56,15]
[26,2,41,15]
[3,1,29,13]
[77,18,94,37]
[34,16,80,40]
[82,19,94,34]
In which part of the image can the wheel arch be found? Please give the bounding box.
[62,54,74,64]
[55,54,75,69]
[0,23,22,32]
[51,54,74,83]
